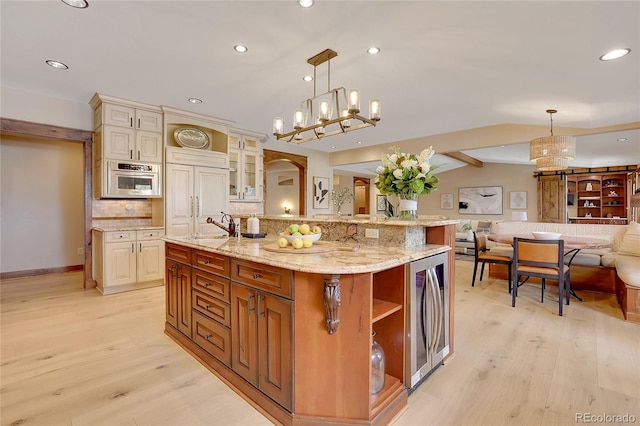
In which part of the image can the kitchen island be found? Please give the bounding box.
[163,218,455,426]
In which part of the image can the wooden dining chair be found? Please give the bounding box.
[512,237,571,316]
[472,231,513,291]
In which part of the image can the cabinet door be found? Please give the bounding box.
[258,293,293,411]
[135,109,162,132]
[137,239,164,282]
[231,283,259,386]
[136,131,162,163]
[166,164,194,237]
[242,136,260,152]
[195,167,229,236]
[103,103,135,128]
[103,125,135,161]
[104,241,136,287]
[177,262,192,337]
[166,259,179,328]
[537,174,567,223]
[241,151,262,201]
[229,148,240,199]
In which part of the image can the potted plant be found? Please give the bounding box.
[462,222,473,241]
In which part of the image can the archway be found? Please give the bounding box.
[263,149,307,216]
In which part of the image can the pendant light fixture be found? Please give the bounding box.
[273,49,380,144]
[529,109,576,171]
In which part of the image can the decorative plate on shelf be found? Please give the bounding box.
[174,128,210,149]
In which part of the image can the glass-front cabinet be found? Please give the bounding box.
[229,130,263,201]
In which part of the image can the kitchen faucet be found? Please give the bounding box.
[206,212,237,237]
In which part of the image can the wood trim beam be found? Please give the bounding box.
[443,151,483,167]
[1,117,93,143]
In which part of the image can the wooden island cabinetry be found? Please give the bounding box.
[162,234,451,425]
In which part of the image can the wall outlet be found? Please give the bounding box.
[77,248,84,255]
[365,228,379,239]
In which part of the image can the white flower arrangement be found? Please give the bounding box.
[374,146,439,197]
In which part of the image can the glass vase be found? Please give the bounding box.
[371,331,386,394]
[398,192,419,220]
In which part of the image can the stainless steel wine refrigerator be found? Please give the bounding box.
[405,251,450,390]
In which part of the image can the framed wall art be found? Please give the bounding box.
[376,194,388,212]
[313,176,330,209]
[458,186,503,215]
[440,193,454,210]
[510,191,527,209]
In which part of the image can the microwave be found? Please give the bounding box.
[105,160,161,198]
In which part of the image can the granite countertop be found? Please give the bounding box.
[240,215,460,227]
[164,235,450,274]
[93,225,165,232]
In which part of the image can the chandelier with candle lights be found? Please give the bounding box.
[272,49,380,143]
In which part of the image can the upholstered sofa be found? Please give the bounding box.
[454,219,502,254]
[485,221,640,322]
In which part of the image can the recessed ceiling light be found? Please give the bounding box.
[357,141,362,144]
[45,60,68,69]
[298,0,314,8]
[61,0,88,8]
[188,98,202,104]
[617,137,628,142]
[367,47,380,55]
[303,75,313,82]
[599,48,631,61]
[234,45,248,53]
[331,145,336,149]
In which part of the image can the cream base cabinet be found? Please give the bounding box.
[92,229,165,295]
[166,163,230,238]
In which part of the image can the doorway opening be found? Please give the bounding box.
[353,177,370,215]
[264,149,307,216]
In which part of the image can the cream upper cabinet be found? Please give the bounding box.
[229,130,264,201]
[102,102,163,132]
[166,163,230,238]
[90,93,163,163]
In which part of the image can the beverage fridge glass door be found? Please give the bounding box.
[406,252,449,389]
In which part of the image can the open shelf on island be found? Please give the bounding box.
[370,374,405,418]
[372,298,402,323]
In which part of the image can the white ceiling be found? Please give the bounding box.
[1,0,639,170]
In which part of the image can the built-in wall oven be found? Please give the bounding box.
[406,251,449,391]
[106,160,161,198]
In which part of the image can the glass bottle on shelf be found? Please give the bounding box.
[371,331,386,394]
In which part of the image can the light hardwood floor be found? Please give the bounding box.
[1,260,638,426]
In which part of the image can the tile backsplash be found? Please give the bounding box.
[92,199,152,228]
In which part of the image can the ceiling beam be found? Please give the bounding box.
[443,151,483,167]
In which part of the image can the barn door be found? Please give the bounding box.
[537,174,567,223]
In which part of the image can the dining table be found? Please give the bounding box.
[487,233,612,301]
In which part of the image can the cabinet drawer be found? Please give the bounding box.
[166,243,191,263]
[105,231,135,242]
[193,290,230,326]
[231,259,292,299]
[193,268,230,302]
[192,311,231,367]
[193,250,230,277]
[137,229,164,240]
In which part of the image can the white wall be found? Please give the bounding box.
[1,136,84,273]
[0,86,93,130]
